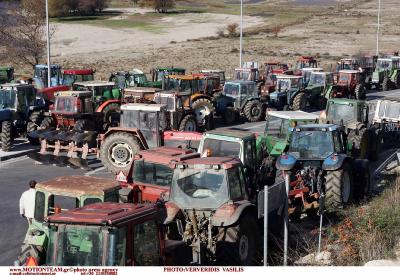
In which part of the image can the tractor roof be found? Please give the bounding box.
[36,176,120,197]
[136,147,199,165]
[121,103,166,112]
[63,69,94,75]
[276,75,303,79]
[173,157,242,169]
[125,87,159,94]
[328,98,364,105]
[55,90,92,97]
[204,129,255,140]
[301,67,323,72]
[267,110,319,120]
[35,64,61,69]
[311,71,332,76]
[165,74,199,80]
[156,67,185,72]
[339,70,359,74]
[294,124,338,131]
[235,67,258,71]
[200,69,224,73]
[264,61,282,65]
[74,80,115,87]
[45,202,161,226]
[225,80,255,85]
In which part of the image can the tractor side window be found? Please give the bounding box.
[133,220,160,266]
[227,168,243,200]
[104,192,119,203]
[83,197,102,206]
[48,195,79,215]
[244,140,254,167]
[333,131,343,153]
[34,191,45,222]
[84,98,93,114]
[17,90,27,111]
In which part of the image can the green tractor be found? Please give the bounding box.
[304,71,335,109]
[15,176,121,266]
[372,57,400,91]
[321,98,379,160]
[0,66,14,84]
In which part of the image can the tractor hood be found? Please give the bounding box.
[0,109,12,121]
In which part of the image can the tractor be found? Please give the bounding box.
[162,74,215,126]
[151,67,185,86]
[200,69,226,86]
[0,66,14,84]
[116,146,200,203]
[165,156,286,265]
[268,75,307,111]
[36,202,191,266]
[328,70,366,100]
[293,56,319,75]
[301,67,324,87]
[15,176,121,266]
[337,56,377,89]
[214,80,265,123]
[0,84,47,151]
[304,71,335,109]
[234,67,264,91]
[154,90,207,131]
[320,98,379,160]
[276,124,370,220]
[109,70,161,89]
[371,98,400,148]
[99,103,203,174]
[33,64,63,89]
[259,62,292,96]
[372,57,400,91]
[62,69,95,86]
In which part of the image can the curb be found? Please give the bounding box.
[0,148,39,162]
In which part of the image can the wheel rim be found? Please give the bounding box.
[341,170,351,203]
[109,142,133,167]
[184,120,196,131]
[251,105,260,117]
[238,234,249,262]
[195,105,211,124]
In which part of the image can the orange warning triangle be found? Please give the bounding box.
[26,256,38,266]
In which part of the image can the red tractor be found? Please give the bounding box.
[116,146,200,203]
[327,70,366,99]
[62,69,95,86]
[294,56,319,75]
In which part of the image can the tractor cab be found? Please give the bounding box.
[194,73,221,95]
[62,69,95,86]
[162,75,201,93]
[152,67,185,83]
[322,98,368,127]
[53,91,94,117]
[307,72,334,88]
[0,84,40,115]
[295,56,318,71]
[73,81,121,108]
[275,75,303,92]
[337,58,360,71]
[234,67,260,82]
[16,176,120,266]
[0,66,14,84]
[33,64,62,89]
[301,67,324,87]
[44,202,167,266]
[200,69,226,86]
[337,70,360,87]
[217,80,258,112]
[264,61,290,75]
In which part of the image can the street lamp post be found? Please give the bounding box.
[45,0,51,87]
[239,0,243,68]
[376,0,381,56]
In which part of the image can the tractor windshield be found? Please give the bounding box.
[339,73,349,83]
[62,74,76,86]
[54,96,78,113]
[164,78,190,92]
[327,103,356,124]
[276,79,291,91]
[223,83,240,97]
[290,130,334,159]
[235,70,254,81]
[201,138,241,159]
[308,73,325,86]
[0,89,16,109]
[171,168,229,209]
[377,60,392,70]
[130,74,147,86]
[265,116,289,139]
[133,160,173,187]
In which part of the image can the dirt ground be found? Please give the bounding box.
[11,0,400,79]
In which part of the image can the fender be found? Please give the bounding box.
[23,222,48,247]
[102,127,148,150]
[289,90,303,104]
[96,99,121,113]
[212,201,257,227]
[276,153,298,171]
[240,96,259,111]
[322,153,348,171]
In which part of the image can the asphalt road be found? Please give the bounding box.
[0,88,399,265]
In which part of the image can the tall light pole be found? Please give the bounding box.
[45,0,51,87]
[376,0,381,56]
[239,0,243,68]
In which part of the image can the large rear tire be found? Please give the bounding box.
[1,120,12,151]
[27,111,43,144]
[102,102,121,130]
[292,92,307,111]
[100,132,142,174]
[244,100,263,122]
[192,98,214,126]
[216,215,259,265]
[179,114,198,132]
[39,116,55,130]
[324,163,353,211]
[382,76,391,91]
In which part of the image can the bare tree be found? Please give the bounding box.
[139,0,175,13]
[0,0,47,68]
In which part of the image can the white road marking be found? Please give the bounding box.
[85,166,106,176]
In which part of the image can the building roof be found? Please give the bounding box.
[267,110,319,120]
[45,202,160,226]
[36,176,120,197]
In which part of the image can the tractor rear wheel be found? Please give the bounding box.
[324,163,353,211]
[382,76,391,91]
[179,115,198,132]
[100,132,142,174]
[396,73,400,89]
[1,120,12,151]
[102,102,121,130]
[244,100,263,122]
[354,84,366,100]
[27,111,43,144]
[74,119,95,133]
[347,128,368,159]
[222,107,238,124]
[39,116,55,130]
[192,98,214,126]
[216,215,259,265]
[292,92,307,111]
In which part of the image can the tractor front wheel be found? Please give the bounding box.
[1,120,12,151]
[27,111,43,144]
[382,76,391,91]
[244,100,263,122]
[100,132,142,174]
[354,84,366,100]
[192,98,214,126]
[292,92,307,111]
[216,215,259,265]
[324,163,353,211]
[179,115,198,132]
[39,116,55,130]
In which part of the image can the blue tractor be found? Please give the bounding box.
[268,75,307,111]
[33,64,63,89]
[275,124,369,219]
[0,84,47,151]
[215,80,266,124]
